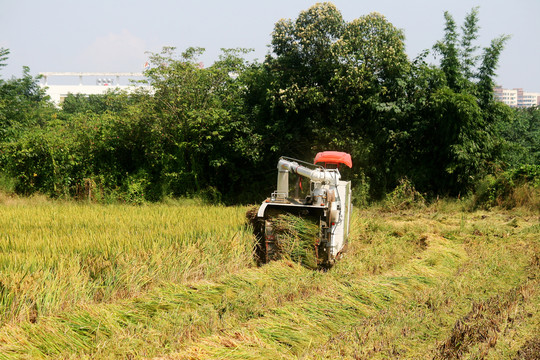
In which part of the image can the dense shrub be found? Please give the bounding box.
[472,165,539,209]
[382,177,426,211]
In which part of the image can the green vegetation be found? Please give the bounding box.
[0,4,538,204]
[0,194,537,359]
[271,213,320,269]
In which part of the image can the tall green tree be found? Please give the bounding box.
[433,12,463,91]
[0,47,9,71]
[142,46,259,202]
[476,35,510,108]
[248,3,411,197]
[261,3,344,158]
[0,67,52,141]
[459,7,480,82]
[334,12,410,195]
[409,8,509,195]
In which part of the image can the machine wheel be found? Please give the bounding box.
[252,218,280,264]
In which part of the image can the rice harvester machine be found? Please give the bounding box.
[253,151,353,267]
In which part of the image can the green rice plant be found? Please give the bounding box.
[0,201,255,326]
[271,214,319,269]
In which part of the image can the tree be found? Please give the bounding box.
[259,3,345,160]
[476,35,510,108]
[249,3,411,198]
[0,5,516,203]
[0,67,52,141]
[0,47,9,71]
[459,7,480,82]
[498,107,540,166]
[433,12,463,91]
[142,46,259,202]
[61,90,139,115]
[408,8,510,195]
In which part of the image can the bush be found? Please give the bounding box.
[510,164,540,187]
[383,178,426,211]
[1,129,81,197]
[351,172,371,207]
[197,186,223,205]
[472,166,540,210]
[0,172,15,193]
[121,171,150,205]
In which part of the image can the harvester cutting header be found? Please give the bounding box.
[252,151,353,268]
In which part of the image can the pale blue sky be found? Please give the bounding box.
[1,0,539,90]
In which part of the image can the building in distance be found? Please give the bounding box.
[39,72,151,104]
[494,86,540,108]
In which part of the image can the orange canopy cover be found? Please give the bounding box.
[314,151,352,168]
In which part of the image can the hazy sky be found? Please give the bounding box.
[1,0,539,90]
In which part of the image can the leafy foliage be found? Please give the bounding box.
[383,177,426,211]
[472,165,539,209]
[0,67,52,142]
[0,47,9,70]
[0,4,532,204]
[498,106,540,166]
[405,7,511,195]
[141,46,261,202]
[249,5,411,198]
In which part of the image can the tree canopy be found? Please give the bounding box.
[1,3,535,204]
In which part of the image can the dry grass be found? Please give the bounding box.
[0,194,538,359]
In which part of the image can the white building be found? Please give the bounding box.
[521,91,540,107]
[39,72,151,104]
[494,86,540,108]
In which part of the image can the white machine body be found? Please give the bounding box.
[256,153,353,266]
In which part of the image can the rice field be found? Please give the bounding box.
[0,194,538,359]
